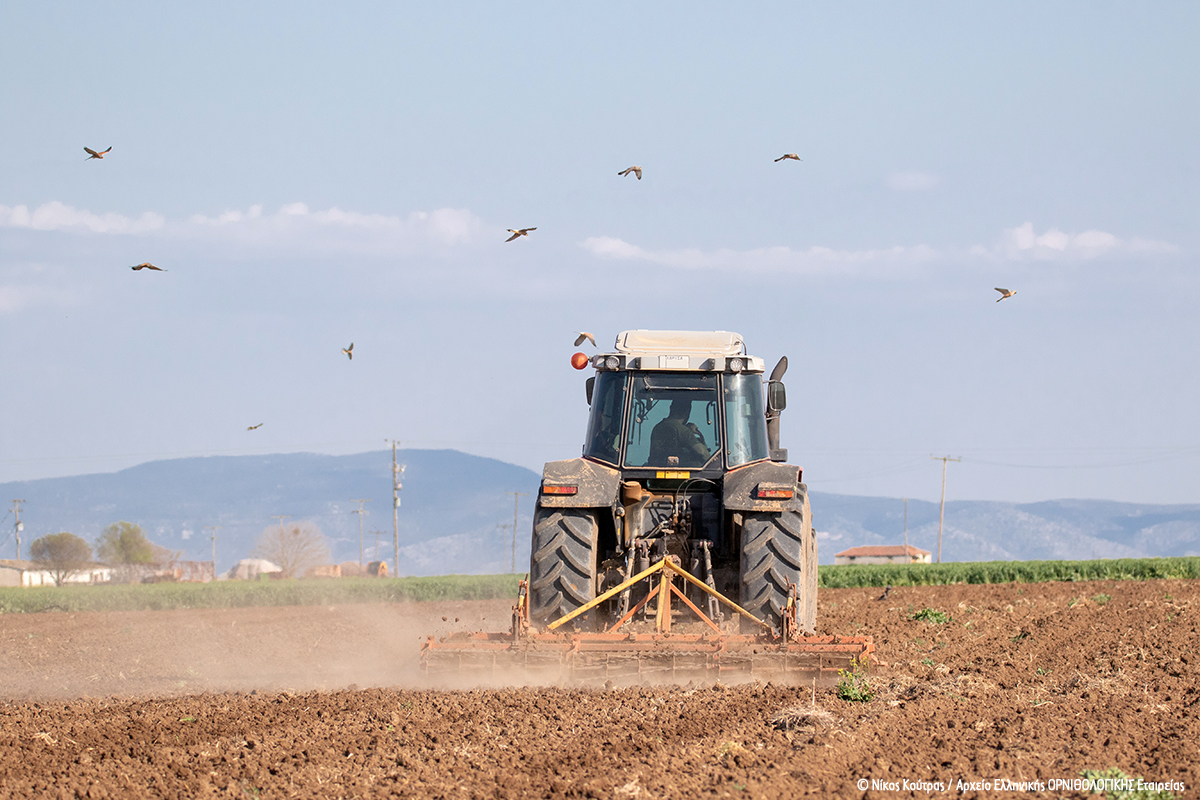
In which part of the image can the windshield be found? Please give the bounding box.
[724,373,769,466]
[582,371,627,465]
[625,373,719,468]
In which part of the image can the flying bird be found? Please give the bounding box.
[247,423,264,431]
[505,228,536,242]
[618,166,642,180]
[130,262,164,271]
[774,153,802,162]
[84,146,112,160]
[574,332,597,348]
[995,287,1017,302]
[342,342,354,360]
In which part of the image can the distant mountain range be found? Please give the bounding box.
[2,450,1197,575]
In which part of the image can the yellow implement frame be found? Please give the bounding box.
[547,555,770,635]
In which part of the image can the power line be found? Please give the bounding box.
[930,456,960,564]
[387,439,405,579]
[205,525,222,579]
[350,498,371,568]
[504,491,529,574]
[10,500,25,561]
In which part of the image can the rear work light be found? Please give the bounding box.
[542,484,578,495]
[754,485,794,499]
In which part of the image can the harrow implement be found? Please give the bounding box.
[421,556,873,686]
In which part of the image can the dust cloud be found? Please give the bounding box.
[0,599,514,700]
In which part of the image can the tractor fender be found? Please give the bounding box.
[723,460,807,513]
[537,458,621,508]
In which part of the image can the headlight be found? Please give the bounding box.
[605,356,620,369]
[728,357,744,373]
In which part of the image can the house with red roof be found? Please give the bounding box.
[833,545,931,565]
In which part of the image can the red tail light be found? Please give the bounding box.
[542,484,578,495]
[755,485,794,499]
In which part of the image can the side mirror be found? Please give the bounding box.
[767,380,786,413]
[585,377,595,405]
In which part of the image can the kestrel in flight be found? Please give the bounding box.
[505,228,536,242]
[85,147,112,160]
[247,423,264,431]
[994,287,1016,302]
[574,332,597,348]
[774,153,802,162]
[342,343,354,360]
[131,263,164,271]
[618,166,642,180]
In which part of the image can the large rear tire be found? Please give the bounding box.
[528,507,599,630]
[739,498,814,633]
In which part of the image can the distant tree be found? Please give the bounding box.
[96,521,154,583]
[148,541,181,566]
[29,532,94,586]
[253,520,330,579]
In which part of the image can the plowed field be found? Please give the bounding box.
[2,579,1198,798]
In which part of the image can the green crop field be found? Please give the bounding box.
[817,556,1200,588]
[0,574,523,614]
[2,557,1198,614]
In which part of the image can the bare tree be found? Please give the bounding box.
[253,520,330,579]
[96,521,154,583]
[29,532,93,586]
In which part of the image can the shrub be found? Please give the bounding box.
[909,608,951,624]
[836,659,874,702]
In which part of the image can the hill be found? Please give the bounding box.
[0,450,540,576]
[2,451,1197,574]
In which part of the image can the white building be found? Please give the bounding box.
[225,558,283,581]
[0,559,114,587]
[833,545,932,565]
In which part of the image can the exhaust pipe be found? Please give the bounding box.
[766,356,788,461]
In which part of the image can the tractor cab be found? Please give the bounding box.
[582,330,782,477]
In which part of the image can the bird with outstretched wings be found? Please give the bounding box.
[995,287,1016,302]
[774,153,802,162]
[574,332,596,348]
[342,343,354,360]
[247,423,264,431]
[131,263,164,271]
[618,166,642,180]
[84,146,112,160]
[505,228,536,242]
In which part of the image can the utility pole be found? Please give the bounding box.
[370,529,383,562]
[496,523,512,571]
[504,491,529,574]
[205,525,222,580]
[930,456,961,564]
[387,440,404,578]
[351,499,370,568]
[271,515,291,538]
[11,500,25,561]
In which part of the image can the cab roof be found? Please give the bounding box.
[615,330,745,356]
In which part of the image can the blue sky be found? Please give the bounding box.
[1,2,1197,504]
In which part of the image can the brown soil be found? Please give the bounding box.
[2,579,1198,798]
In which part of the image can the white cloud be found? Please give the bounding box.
[2,200,485,255]
[886,171,940,191]
[0,202,164,234]
[581,236,938,275]
[186,202,483,248]
[979,222,1178,261]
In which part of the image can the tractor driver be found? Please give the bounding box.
[649,399,710,467]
